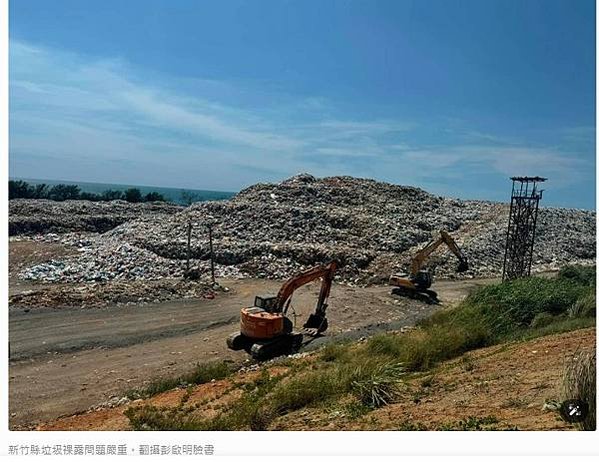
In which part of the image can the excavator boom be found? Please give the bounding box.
[275,260,338,313]
[409,230,468,277]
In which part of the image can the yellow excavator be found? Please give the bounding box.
[389,230,468,300]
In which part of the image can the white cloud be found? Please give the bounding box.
[9,39,593,200]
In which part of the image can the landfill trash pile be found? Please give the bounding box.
[9,199,183,235]
[16,174,596,285]
[17,231,245,283]
[9,278,221,309]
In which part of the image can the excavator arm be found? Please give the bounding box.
[275,260,338,311]
[409,230,468,277]
[439,230,469,272]
[275,260,338,332]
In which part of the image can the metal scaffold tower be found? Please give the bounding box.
[502,176,547,281]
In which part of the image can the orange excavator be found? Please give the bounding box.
[389,230,468,300]
[226,260,338,360]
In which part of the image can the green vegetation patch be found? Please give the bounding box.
[126,361,234,400]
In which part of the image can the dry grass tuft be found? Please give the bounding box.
[562,349,596,431]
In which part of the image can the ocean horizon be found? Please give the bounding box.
[11,177,236,205]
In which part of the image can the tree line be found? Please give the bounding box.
[9,180,167,203]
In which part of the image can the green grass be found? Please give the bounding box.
[569,292,596,318]
[558,265,596,286]
[126,361,235,400]
[516,316,595,342]
[363,267,595,373]
[125,265,595,430]
[530,312,556,329]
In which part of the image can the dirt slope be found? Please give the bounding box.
[36,328,595,431]
[274,328,596,431]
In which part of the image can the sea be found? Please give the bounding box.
[12,178,236,205]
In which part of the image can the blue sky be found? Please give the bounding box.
[9,0,596,208]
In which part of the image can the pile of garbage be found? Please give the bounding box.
[9,199,182,235]
[9,278,222,309]
[15,174,596,285]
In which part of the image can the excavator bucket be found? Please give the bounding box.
[303,313,328,335]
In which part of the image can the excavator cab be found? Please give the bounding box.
[412,270,433,290]
[254,295,279,312]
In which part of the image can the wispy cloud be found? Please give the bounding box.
[9,39,595,204]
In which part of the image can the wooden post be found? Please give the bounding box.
[186,220,192,275]
[208,224,215,285]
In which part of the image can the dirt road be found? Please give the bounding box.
[9,274,492,428]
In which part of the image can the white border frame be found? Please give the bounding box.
[0,0,597,457]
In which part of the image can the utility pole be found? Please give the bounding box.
[186,220,192,276]
[208,223,216,285]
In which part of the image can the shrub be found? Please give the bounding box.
[9,180,169,203]
[102,189,124,201]
[561,349,596,431]
[125,405,192,430]
[145,191,166,202]
[124,188,143,203]
[79,192,102,201]
[33,183,49,199]
[48,184,81,201]
[465,277,588,333]
[185,361,232,385]
[558,265,596,287]
[320,341,351,362]
[350,362,405,407]
[268,369,339,413]
[367,315,489,371]
[568,293,596,318]
[9,180,35,199]
[520,317,595,341]
[530,312,555,329]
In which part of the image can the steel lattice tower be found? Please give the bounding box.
[502,176,547,281]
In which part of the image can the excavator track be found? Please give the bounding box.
[249,332,303,360]
[391,286,438,304]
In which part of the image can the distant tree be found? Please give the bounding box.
[145,191,166,202]
[33,183,50,199]
[48,184,81,201]
[79,192,102,201]
[9,180,34,199]
[102,189,124,201]
[180,190,202,206]
[124,188,143,203]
